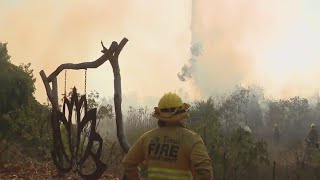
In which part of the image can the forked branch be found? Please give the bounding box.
[45,38,128,82]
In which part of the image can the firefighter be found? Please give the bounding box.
[307,124,319,148]
[122,92,213,179]
[273,124,280,146]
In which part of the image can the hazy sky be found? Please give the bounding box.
[1,0,320,107]
[189,0,320,99]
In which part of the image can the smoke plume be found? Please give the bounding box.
[179,0,320,99]
[178,0,261,97]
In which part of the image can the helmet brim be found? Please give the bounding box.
[153,103,190,122]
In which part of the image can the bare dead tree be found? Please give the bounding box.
[39,37,131,155]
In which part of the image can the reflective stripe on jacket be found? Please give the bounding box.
[122,126,213,179]
[148,167,191,180]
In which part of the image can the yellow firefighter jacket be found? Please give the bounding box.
[122,126,213,180]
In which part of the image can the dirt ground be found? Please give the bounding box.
[0,162,121,180]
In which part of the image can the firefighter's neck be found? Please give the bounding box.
[158,120,185,128]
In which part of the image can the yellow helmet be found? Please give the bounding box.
[153,92,190,122]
